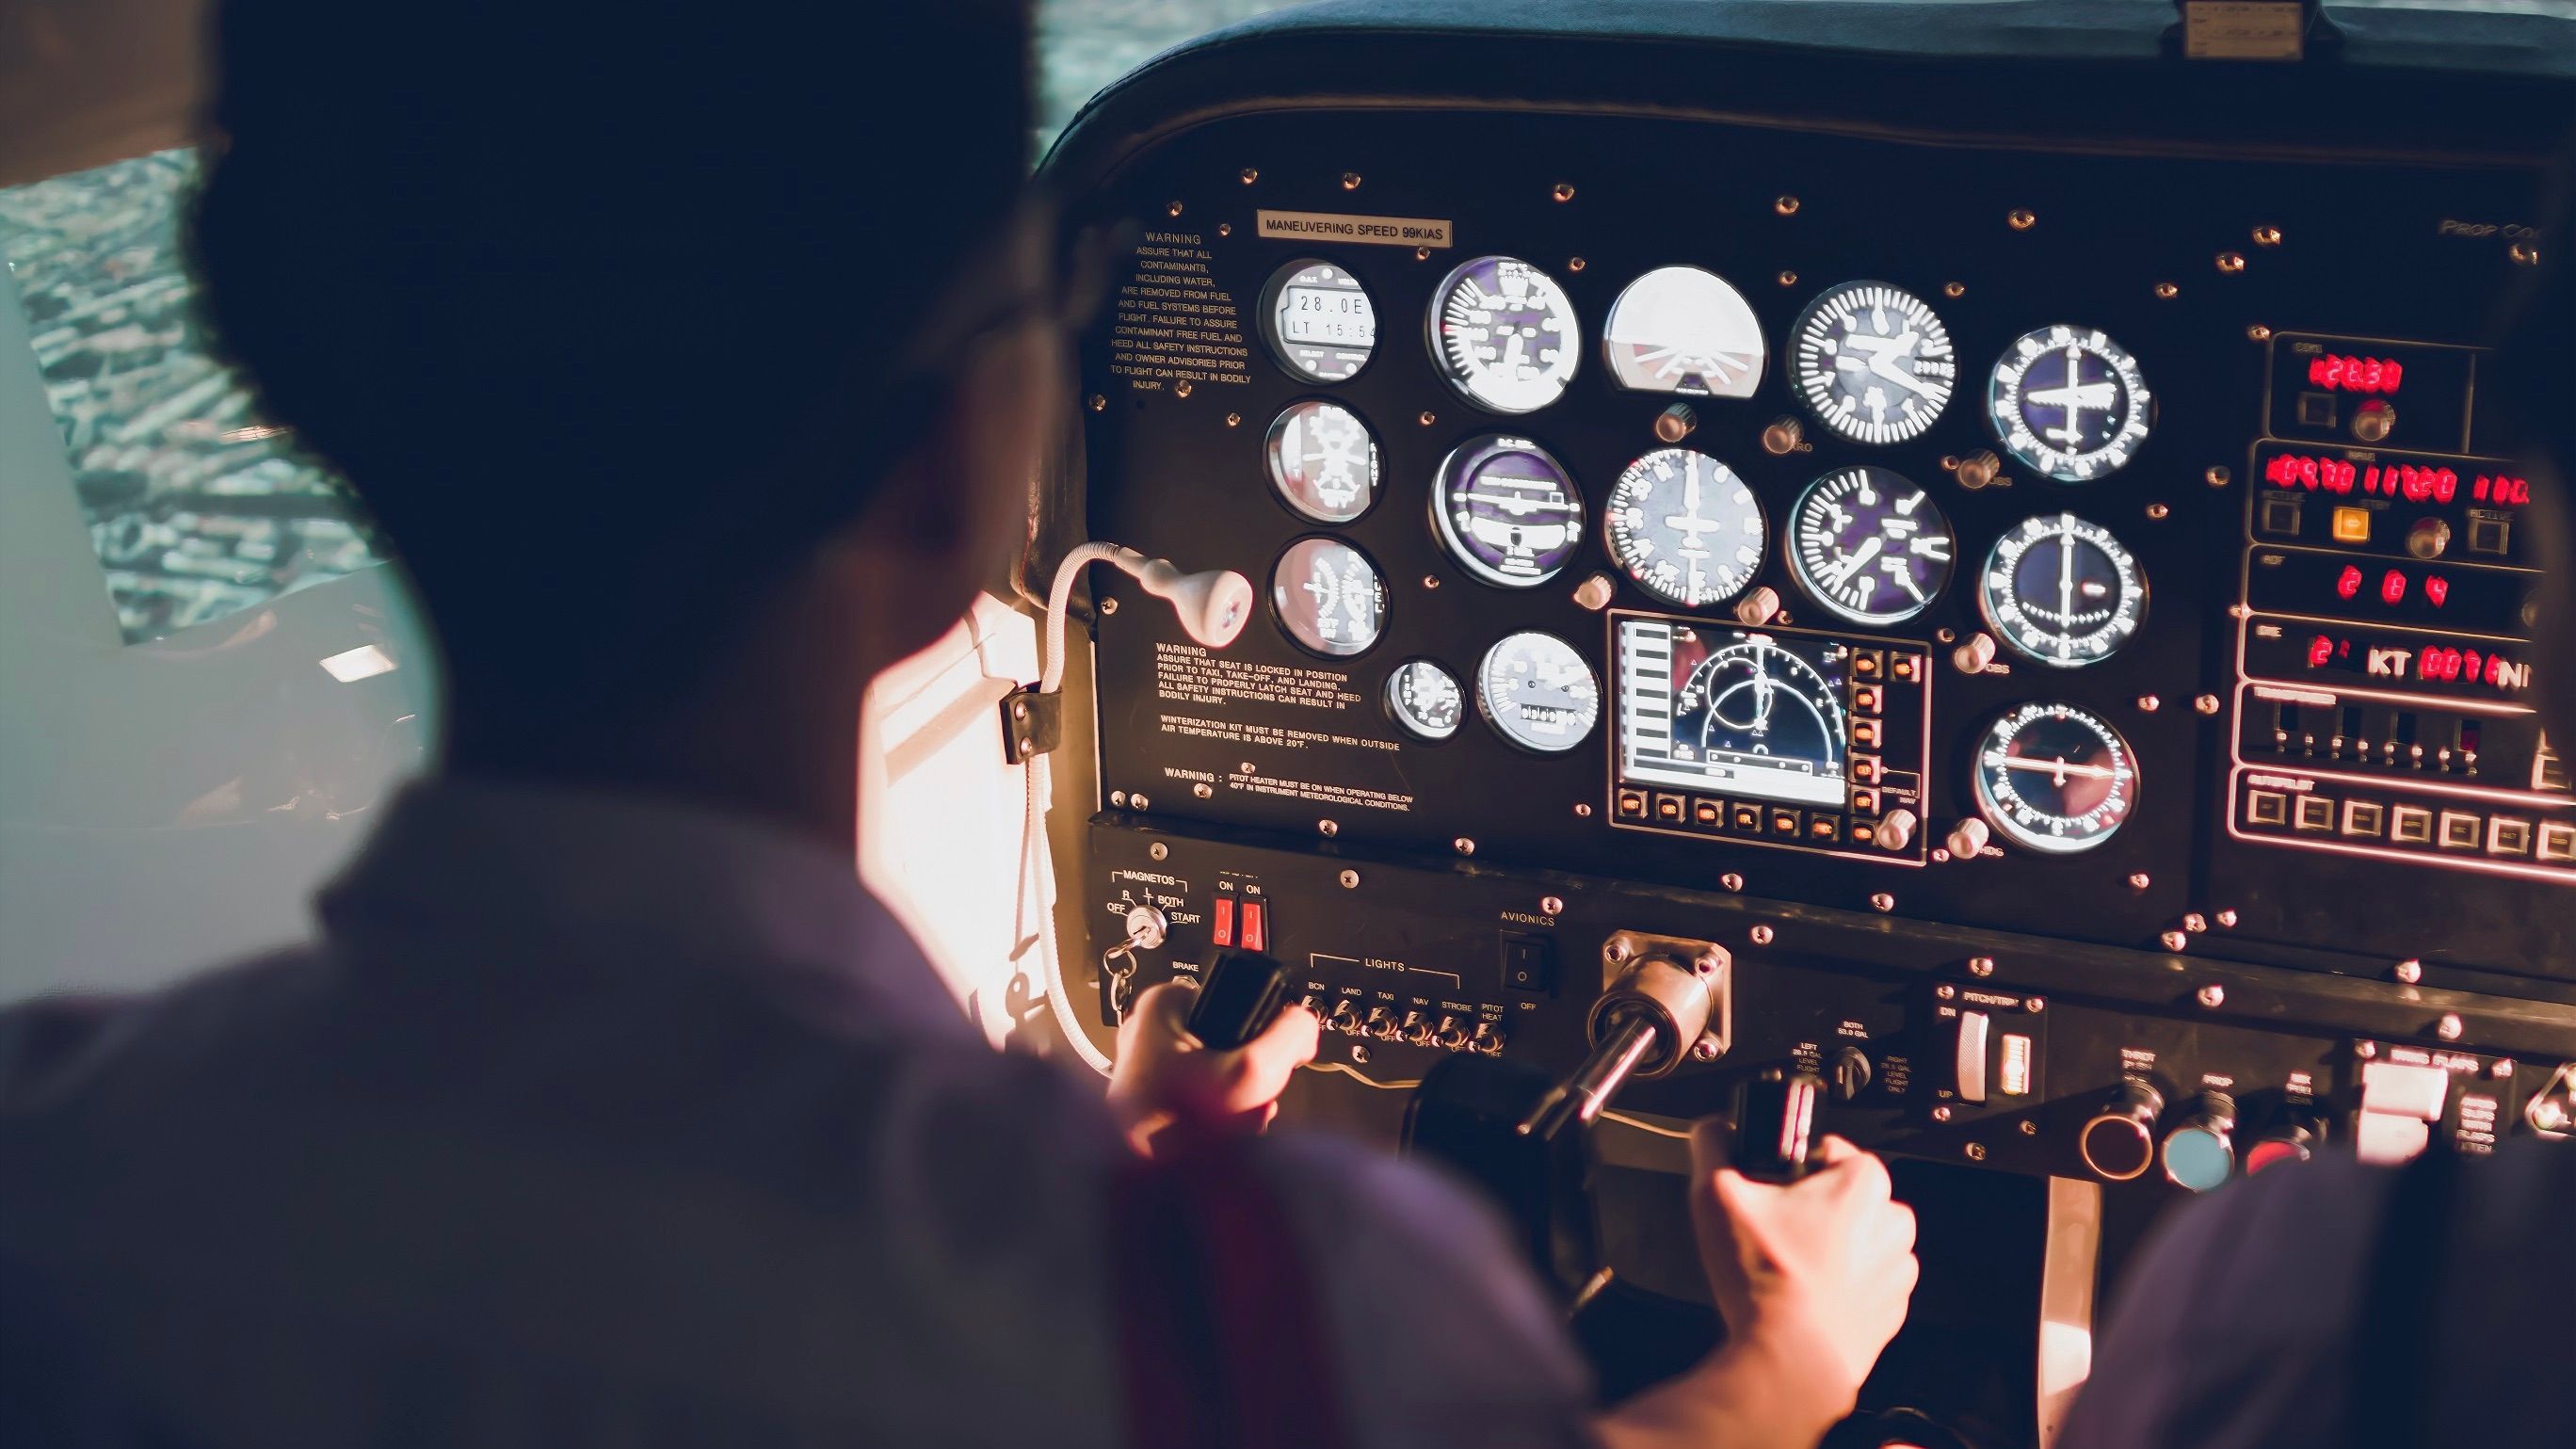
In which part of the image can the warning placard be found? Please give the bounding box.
[1256,209,1453,249]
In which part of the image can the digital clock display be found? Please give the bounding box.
[2307,355,2404,394]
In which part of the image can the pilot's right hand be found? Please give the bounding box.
[1688,1129,1920,1421]
[1105,981,1319,1156]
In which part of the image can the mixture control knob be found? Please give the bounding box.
[2079,1082,2165,1182]
[2406,518,2453,559]
[2353,398,2397,443]
[1829,1044,1874,1103]
[1945,818,1991,859]
[2246,1117,2322,1174]
[1876,808,1919,851]
[1952,632,1999,674]
[2160,1091,2238,1192]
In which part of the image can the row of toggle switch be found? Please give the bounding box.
[1317,998,1504,1055]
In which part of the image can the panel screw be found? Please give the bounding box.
[2137,694,2161,712]
[2216,909,2239,927]
[2129,873,2152,890]
[1351,1044,1371,1063]
[1167,201,1184,217]
[2027,997,2045,1013]
[1574,802,1594,818]
[1749,925,1776,946]
[2438,1013,2465,1040]
[2356,1040,2379,1059]
[2216,252,2246,274]
[1937,627,1957,644]
[2147,502,2170,520]
[1568,256,1586,272]
[1225,412,1241,427]
[1870,892,1895,912]
[1318,819,1340,837]
[1109,790,1128,807]
[1774,194,1800,216]
[2007,208,2037,231]
[2195,694,2222,715]
[1089,394,1108,412]
[1721,872,1745,893]
[2394,958,2423,984]
[1692,1038,1723,1061]
[1944,281,1966,298]
[1454,838,1476,857]
[1418,411,1437,427]
[1174,380,1193,398]
[1192,782,1213,799]
[2198,983,2226,1008]
[2252,225,2282,247]
[2183,912,2209,933]
[1100,597,1119,616]
[2510,240,2540,266]
[1607,937,1634,964]
[2493,1059,2516,1079]
[1150,842,1169,861]
[1933,1105,1955,1123]
[1130,792,1150,810]
[1970,957,1996,977]
[1540,895,1564,916]
[2248,324,2274,342]
[2207,466,2232,488]
[1415,246,1432,261]
[1553,182,1577,202]
[2162,930,2189,951]
[1778,269,1798,287]
[2020,1120,2040,1136]
[1422,574,1441,589]
[1216,223,1231,237]
[1966,1142,1988,1161]
[2153,282,2180,299]
[1340,869,1360,889]
[1694,953,1721,975]
[1341,172,1362,190]
[1239,762,1256,774]
[1936,984,1956,1000]
[1239,168,1259,185]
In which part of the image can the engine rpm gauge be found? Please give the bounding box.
[1261,260,1377,382]
[1790,282,1957,444]
[1788,467,1954,625]
[1477,631,1601,753]
[1603,448,1766,608]
[1385,659,1465,742]
[1602,266,1765,398]
[1978,513,2148,668]
[1272,536,1388,659]
[1973,702,2138,855]
[1264,400,1380,523]
[1987,325,2153,482]
[1434,435,1586,588]
[1430,255,1581,413]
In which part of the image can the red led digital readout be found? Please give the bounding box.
[2262,453,2530,507]
[2306,355,2404,394]
[2336,564,2451,608]
[2305,632,2531,693]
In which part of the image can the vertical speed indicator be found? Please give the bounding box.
[1791,282,1957,445]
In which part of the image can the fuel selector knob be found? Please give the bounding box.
[1876,808,1919,851]
[1945,818,1991,859]
[2079,1082,2165,1182]
[1829,1045,1874,1103]
[2160,1091,2238,1193]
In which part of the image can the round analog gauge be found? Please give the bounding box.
[1385,659,1465,742]
[1603,448,1766,608]
[1788,466,1955,625]
[1790,282,1958,445]
[1602,266,1765,398]
[1977,513,2148,668]
[1272,536,1387,658]
[1430,255,1581,413]
[1476,632,1601,754]
[1264,400,1380,523]
[1261,259,1377,382]
[1988,325,2153,482]
[1973,702,2138,855]
[1433,435,1586,588]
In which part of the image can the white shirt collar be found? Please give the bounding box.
[318,776,974,1040]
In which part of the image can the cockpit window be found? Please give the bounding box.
[0,148,390,645]
[1037,0,1306,142]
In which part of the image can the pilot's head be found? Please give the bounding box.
[189,2,1056,781]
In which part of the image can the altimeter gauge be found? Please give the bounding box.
[1976,513,2147,668]
[1477,632,1601,753]
[1972,702,2138,855]
[1602,448,1766,608]
[1791,282,1957,444]
[1987,325,2153,482]
[1430,255,1581,413]
[1787,466,1954,625]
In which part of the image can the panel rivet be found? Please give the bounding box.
[1966,1142,1988,1161]
[1553,182,1577,203]
[2153,282,2180,299]
[1933,1105,1955,1123]
[1692,1038,1722,1060]
[1099,597,1119,616]
[2195,694,2222,715]
[1777,269,1798,287]
[1870,893,1895,912]
[1340,869,1360,889]
[1149,842,1168,861]
[2162,929,2189,952]
[2129,872,2152,889]
[1225,412,1241,427]
[1166,201,1184,217]
[2216,252,2246,274]
[1414,246,1431,261]
[1720,873,1745,893]
[1749,925,1775,946]
[2007,208,2037,231]
[2438,1013,2465,1040]
[1453,837,1476,857]
[1318,819,1340,838]
[1569,256,1586,272]
[2207,466,2232,488]
[2184,912,2209,933]
[2394,959,2423,984]
[2137,694,2161,712]
[1088,394,1108,412]
[1540,895,1565,916]
[2252,225,2282,247]
[2216,910,2239,927]
[1574,802,1594,818]
[1943,281,1966,298]
[1969,957,1996,977]
[1418,411,1437,427]
[1340,171,1362,190]
[2247,324,2274,342]
[2147,502,2170,520]
[1192,782,1213,799]
[2197,983,2226,1008]
[1774,194,1800,216]
[1238,168,1259,185]
[1109,790,1128,807]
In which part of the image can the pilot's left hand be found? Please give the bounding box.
[1105,981,1319,1155]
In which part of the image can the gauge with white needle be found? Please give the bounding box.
[1790,282,1957,444]
[1788,466,1953,625]
[1430,255,1581,413]
[1603,448,1765,608]
[1476,631,1601,753]
[1988,324,2153,481]
[1977,512,2146,667]
[1973,701,2137,854]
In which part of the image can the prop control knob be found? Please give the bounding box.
[1945,818,1991,859]
[2079,1082,2165,1182]
[1877,808,1919,851]
[2160,1092,2238,1193]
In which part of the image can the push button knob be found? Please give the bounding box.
[2079,1082,2165,1182]
[2160,1091,2238,1192]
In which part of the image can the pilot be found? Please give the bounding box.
[2058,179,2576,1449]
[0,4,1915,1446]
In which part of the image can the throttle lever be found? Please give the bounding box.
[1727,1068,1827,1183]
